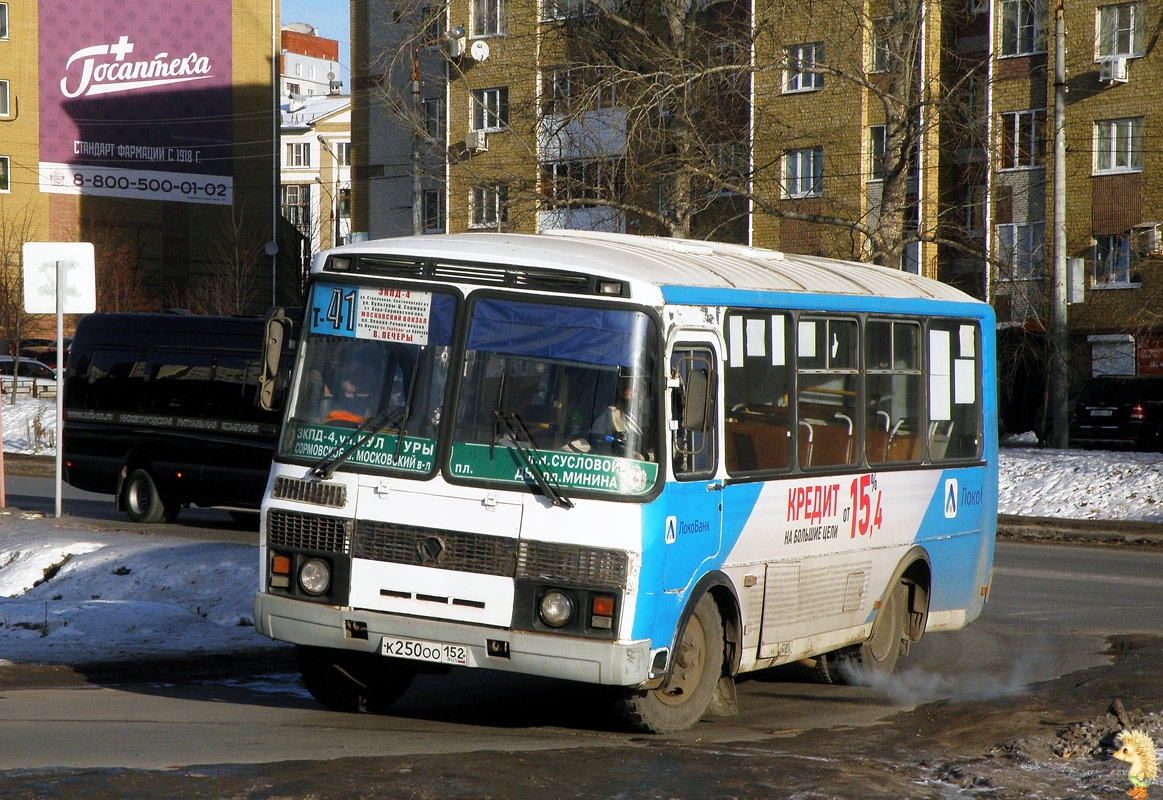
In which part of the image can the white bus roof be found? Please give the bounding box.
[326,230,979,305]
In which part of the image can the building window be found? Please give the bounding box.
[336,142,352,166]
[541,0,600,20]
[998,109,1045,169]
[0,5,7,40]
[471,184,508,228]
[338,185,352,219]
[709,40,748,97]
[543,66,615,115]
[280,184,312,234]
[868,125,886,181]
[286,82,301,96]
[999,0,1045,55]
[473,0,506,36]
[962,184,985,235]
[784,147,823,198]
[1097,3,1145,57]
[423,97,444,138]
[0,80,8,118]
[1094,233,1133,285]
[997,222,1045,278]
[1094,117,1143,173]
[472,87,508,131]
[422,189,444,233]
[542,158,623,208]
[869,18,891,72]
[286,142,311,168]
[784,42,824,92]
[0,156,9,193]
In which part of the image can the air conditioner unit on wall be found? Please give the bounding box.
[465,129,488,152]
[1133,222,1163,255]
[1099,56,1129,83]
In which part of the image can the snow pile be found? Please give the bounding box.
[0,515,283,666]
[0,395,57,455]
[998,445,1163,523]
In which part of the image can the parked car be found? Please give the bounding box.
[0,355,57,380]
[1069,375,1163,451]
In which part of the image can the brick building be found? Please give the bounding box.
[352,0,1163,386]
[0,0,301,326]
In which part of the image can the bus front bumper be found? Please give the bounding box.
[254,592,653,687]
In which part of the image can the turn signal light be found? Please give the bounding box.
[1131,403,1146,421]
[590,594,615,629]
[272,556,291,575]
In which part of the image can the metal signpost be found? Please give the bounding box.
[21,242,96,517]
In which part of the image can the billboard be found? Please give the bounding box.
[38,1,234,205]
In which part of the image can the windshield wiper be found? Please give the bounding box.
[310,403,404,480]
[393,360,421,460]
[493,410,574,509]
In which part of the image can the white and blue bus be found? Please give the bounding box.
[254,230,997,732]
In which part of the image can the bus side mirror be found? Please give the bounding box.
[682,368,709,431]
[259,307,290,411]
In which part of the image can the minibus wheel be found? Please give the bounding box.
[123,468,178,524]
[832,579,908,682]
[296,645,416,714]
[615,593,724,733]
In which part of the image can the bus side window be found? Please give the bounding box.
[723,312,792,474]
[797,317,859,469]
[928,321,983,461]
[671,346,717,478]
[865,319,923,465]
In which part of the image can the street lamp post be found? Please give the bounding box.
[317,134,344,248]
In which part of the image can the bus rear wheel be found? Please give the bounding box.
[832,579,908,683]
[296,645,416,714]
[615,593,725,734]
[123,468,179,524]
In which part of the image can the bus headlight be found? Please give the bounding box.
[538,589,575,628]
[299,558,331,596]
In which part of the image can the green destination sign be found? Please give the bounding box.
[450,443,657,496]
[288,423,435,473]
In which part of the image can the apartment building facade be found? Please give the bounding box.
[281,94,353,253]
[353,0,1163,379]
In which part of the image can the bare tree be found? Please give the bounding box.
[375,0,990,265]
[0,200,45,404]
[181,202,267,316]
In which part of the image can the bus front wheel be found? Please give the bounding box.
[296,645,416,714]
[122,469,179,524]
[615,593,725,733]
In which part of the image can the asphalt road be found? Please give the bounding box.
[0,541,1157,776]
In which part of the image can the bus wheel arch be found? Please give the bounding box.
[832,546,931,682]
[615,573,739,733]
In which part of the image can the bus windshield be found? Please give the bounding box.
[279,282,458,474]
[448,297,660,498]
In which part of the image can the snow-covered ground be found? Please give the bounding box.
[2,395,1161,666]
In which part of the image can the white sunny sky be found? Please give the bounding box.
[281,0,352,85]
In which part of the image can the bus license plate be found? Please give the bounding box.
[381,636,470,666]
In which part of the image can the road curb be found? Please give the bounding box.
[997,513,1163,547]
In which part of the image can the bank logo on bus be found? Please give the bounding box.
[944,478,958,519]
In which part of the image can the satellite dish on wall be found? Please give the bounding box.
[470,40,490,62]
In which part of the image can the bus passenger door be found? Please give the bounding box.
[663,343,723,592]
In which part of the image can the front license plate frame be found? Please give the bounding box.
[381,636,471,666]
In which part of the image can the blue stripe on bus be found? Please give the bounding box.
[659,285,994,321]
[633,481,764,647]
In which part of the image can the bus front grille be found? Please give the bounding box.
[272,476,347,508]
[268,510,352,555]
[355,520,517,576]
[518,540,628,587]
[353,520,629,588]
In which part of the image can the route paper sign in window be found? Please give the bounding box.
[308,282,435,345]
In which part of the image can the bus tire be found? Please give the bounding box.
[123,468,171,524]
[615,593,725,733]
[832,579,908,683]
[296,645,416,714]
